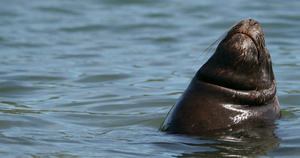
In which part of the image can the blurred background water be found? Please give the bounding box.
[0,0,300,157]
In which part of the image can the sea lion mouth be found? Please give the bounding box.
[226,19,265,62]
[235,32,261,60]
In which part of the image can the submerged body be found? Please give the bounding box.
[160,19,280,135]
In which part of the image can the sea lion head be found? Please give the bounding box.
[159,19,280,135]
[197,19,276,105]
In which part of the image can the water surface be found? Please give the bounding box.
[1,0,300,157]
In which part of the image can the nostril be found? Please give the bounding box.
[249,19,257,26]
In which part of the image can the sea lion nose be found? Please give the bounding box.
[249,19,257,26]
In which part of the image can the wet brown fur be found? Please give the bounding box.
[160,19,280,135]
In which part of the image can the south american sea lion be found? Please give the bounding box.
[160,19,281,135]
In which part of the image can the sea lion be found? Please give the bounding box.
[160,19,281,135]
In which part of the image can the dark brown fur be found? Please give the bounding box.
[160,19,280,135]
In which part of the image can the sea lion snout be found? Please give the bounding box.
[249,19,258,26]
[227,19,266,54]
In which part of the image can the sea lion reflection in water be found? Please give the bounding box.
[160,19,281,135]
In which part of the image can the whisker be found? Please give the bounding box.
[192,22,240,66]
[192,30,229,66]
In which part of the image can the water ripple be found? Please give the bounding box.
[0,0,300,157]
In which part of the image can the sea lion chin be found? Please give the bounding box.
[160,19,281,135]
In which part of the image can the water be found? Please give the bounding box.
[1,0,300,157]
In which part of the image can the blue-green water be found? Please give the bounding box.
[1,0,300,157]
